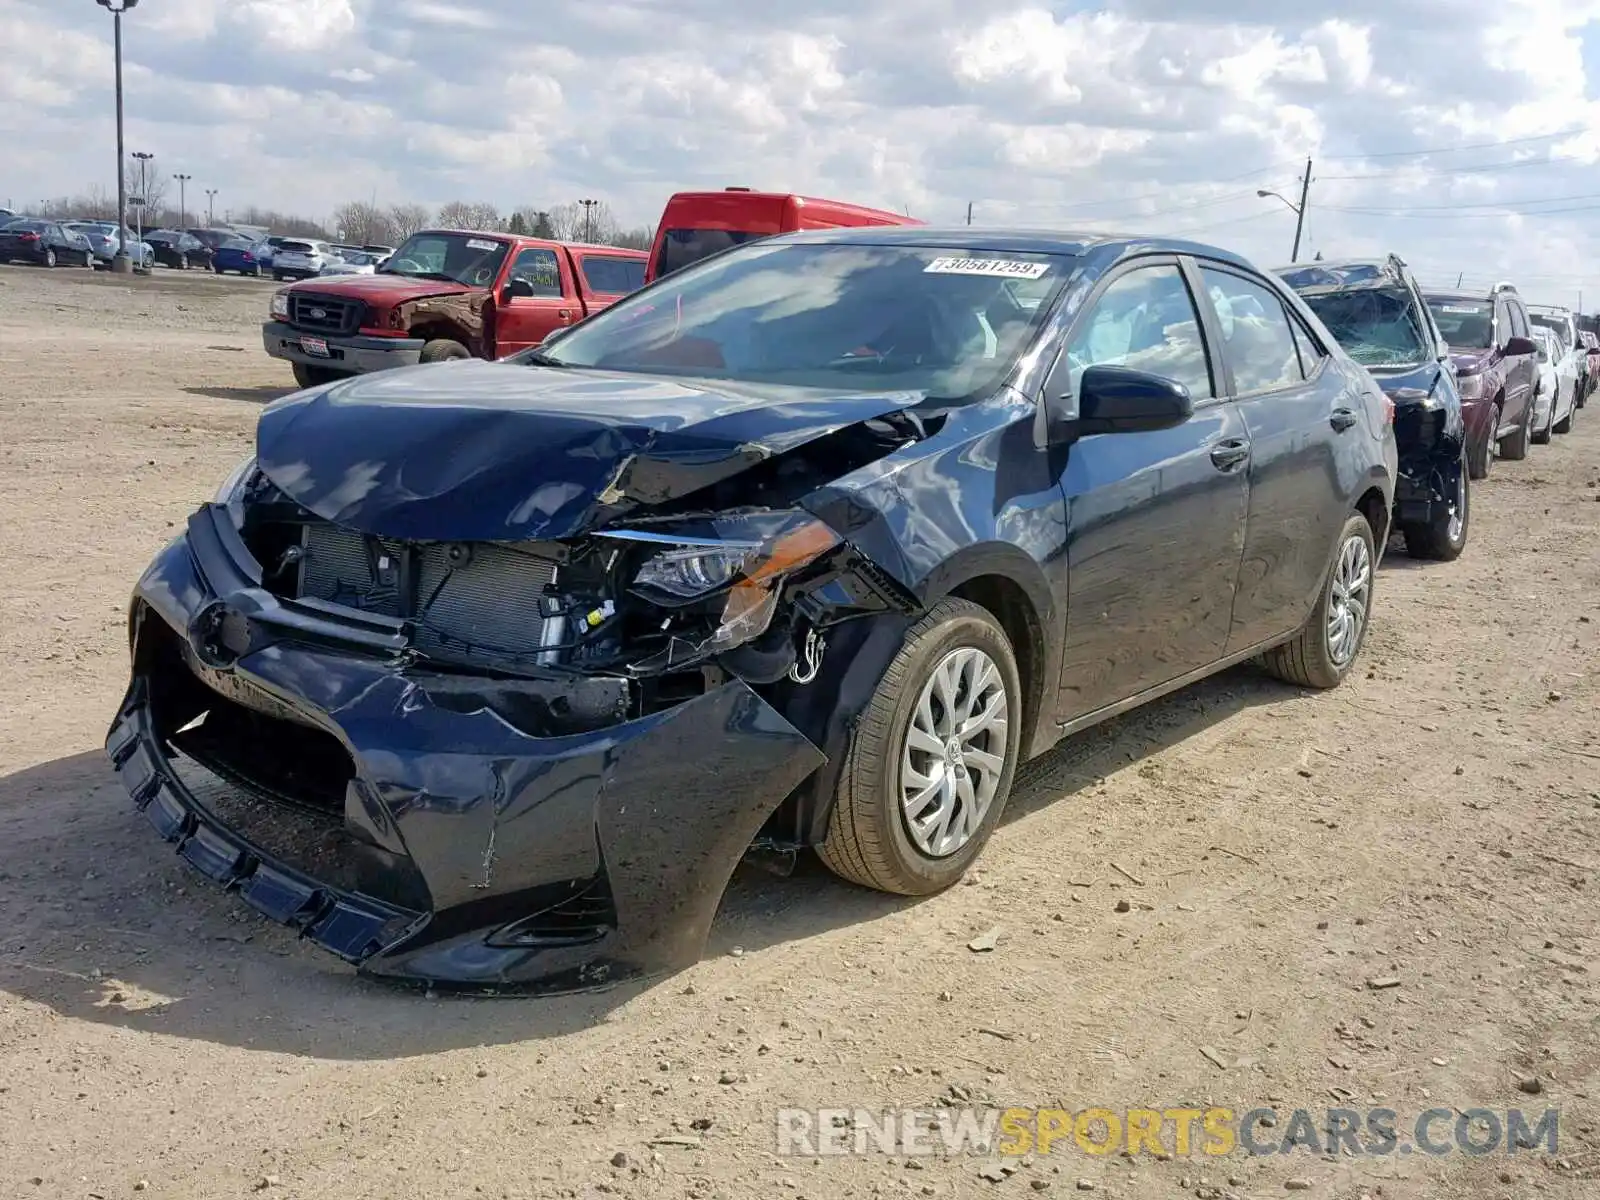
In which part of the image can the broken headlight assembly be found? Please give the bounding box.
[211,453,259,529]
[598,514,842,668]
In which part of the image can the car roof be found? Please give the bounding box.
[1274,257,1411,294]
[757,224,1258,267]
[1422,289,1492,302]
[415,229,648,257]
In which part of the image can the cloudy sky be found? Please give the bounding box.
[5,0,1600,305]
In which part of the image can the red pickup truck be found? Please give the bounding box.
[263,229,648,387]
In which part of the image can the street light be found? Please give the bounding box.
[1256,157,1313,262]
[204,188,218,225]
[130,150,152,250]
[1256,188,1300,215]
[173,173,192,227]
[95,0,140,274]
[579,198,598,243]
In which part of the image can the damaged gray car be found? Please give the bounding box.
[108,228,1395,991]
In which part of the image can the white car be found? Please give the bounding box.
[1529,326,1578,443]
[272,239,336,281]
[318,249,385,276]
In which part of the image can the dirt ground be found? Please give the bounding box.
[0,262,1596,1200]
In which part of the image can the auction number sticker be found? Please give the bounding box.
[924,257,1050,279]
[1438,305,1480,313]
[466,238,500,251]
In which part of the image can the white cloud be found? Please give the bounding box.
[3,0,1600,300]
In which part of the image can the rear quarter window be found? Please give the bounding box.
[581,256,646,294]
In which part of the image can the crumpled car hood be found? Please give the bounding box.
[256,360,923,541]
[1369,361,1443,406]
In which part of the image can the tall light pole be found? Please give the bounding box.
[173,173,192,227]
[96,0,140,274]
[205,188,218,226]
[579,198,597,243]
[1257,158,1313,262]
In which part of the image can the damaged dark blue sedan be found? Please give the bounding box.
[108,228,1397,991]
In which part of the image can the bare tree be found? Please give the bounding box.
[547,200,619,244]
[387,203,433,240]
[610,224,656,251]
[436,201,503,232]
[332,200,392,246]
[512,207,556,239]
[123,157,167,218]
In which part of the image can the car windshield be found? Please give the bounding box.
[339,251,378,266]
[1529,313,1570,349]
[654,227,769,277]
[220,236,253,250]
[537,241,1073,403]
[1299,287,1431,367]
[1426,297,1493,348]
[380,232,510,286]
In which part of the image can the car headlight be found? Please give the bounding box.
[603,515,843,651]
[270,291,290,319]
[1455,372,1482,399]
[212,453,258,528]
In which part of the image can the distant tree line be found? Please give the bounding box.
[26,158,654,251]
[329,198,654,250]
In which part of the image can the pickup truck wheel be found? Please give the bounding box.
[818,598,1023,896]
[419,338,472,364]
[1401,449,1469,562]
[291,363,345,388]
[1264,511,1375,689]
[1499,394,1530,460]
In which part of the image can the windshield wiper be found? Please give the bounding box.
[519,350,570,368]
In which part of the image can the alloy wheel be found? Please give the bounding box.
[1326,534,1372,667]
[899,646,1010,859]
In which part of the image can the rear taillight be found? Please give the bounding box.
[19,232,39,241]
[1383,395,1395,424]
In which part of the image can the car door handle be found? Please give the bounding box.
[1209,438,1250,470]
[1330,407,1358,431]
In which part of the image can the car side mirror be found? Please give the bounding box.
[502,276,536,302]
[1051,365,1194,441]
[1503,335,1537,356]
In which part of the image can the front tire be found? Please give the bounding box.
[1467,403,1498,480]
[419,338,472,364]
[1402,449,1470,561]
[291,363,346,388]
[43,247,57,268]
[1264,512,1375,689]
[819,598,1023,895]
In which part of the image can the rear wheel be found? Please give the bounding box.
[819,598,1023,895]
[1264,512,1375,689]
[1402,449,1470,561]
[1499,394,1530,460]
[43,247,57,268]
[419,338,472,364]
[291,363,345,388]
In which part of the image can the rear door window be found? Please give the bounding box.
[1198,267,1304,394]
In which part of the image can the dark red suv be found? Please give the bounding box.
[1424,284,1538,478]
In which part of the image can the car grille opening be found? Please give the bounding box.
[136,614,432,913]
[295,522,566,663]
[286,292,363,335]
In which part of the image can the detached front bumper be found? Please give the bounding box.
[105,505,825,991]
[1392,401,1465,525]
[262,321,425,374]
